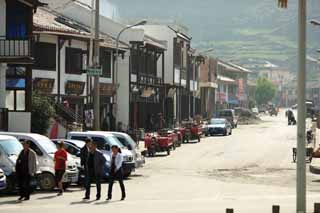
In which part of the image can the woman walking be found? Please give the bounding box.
[107,145,126,201]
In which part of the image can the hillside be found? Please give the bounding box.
[107,0,320,68]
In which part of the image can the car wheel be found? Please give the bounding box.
[223,130,227,136]
[38,172,55,191]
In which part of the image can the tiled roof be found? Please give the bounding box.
[33,8,129,50]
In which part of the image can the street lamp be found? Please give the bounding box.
[310,19,320,26]
[114,20,147,127]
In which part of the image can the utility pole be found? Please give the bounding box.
[297,0,307,212]
[93,0,100,130]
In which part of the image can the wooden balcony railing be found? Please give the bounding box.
[0,37,32,58]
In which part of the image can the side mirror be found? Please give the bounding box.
[76,152,81,157]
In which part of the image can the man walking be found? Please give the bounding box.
[80,138,92,186]
[83,141,106,201]
[54,142,68,196]
[16,140,37,201]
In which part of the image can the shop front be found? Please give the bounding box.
[63,80,85,124]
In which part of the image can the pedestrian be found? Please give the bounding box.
[80,138,92,187]
[107,145,126,201]
[54,142,68,196]
[83,141,106,201]
[16,140,37,201]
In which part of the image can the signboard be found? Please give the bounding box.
[33,78,55,94]
[100,83,116,96]
[65,81,85,95]
[87,67,102,76]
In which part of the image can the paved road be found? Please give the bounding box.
[1,111,320,213]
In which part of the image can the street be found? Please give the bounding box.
[1,111,320,213]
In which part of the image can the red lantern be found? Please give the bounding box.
[278,0,288,8]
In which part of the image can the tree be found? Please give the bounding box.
[31,93,56,135]
[255,77,277,106]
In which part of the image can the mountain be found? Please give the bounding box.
[106,0,320,69]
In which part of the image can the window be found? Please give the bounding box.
[29,141,43,156]
[100,49,112,78]
[6,1,29,39]
[34,42,56,71]
[92,137,107,150]
[65,47,83,74]
[16,91,25,111]
[6,91,14,111]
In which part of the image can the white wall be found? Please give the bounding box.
[117,54,130,127]
[8,112,31,132]
[0,0,6,37]
[142,25,175,85]
[59,2,144,43]
[33,34,90,96]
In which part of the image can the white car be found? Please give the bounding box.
[109,132,145,169]
[0,132,79,191]
[68,131,135,177]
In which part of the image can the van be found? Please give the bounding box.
[0,132,79,191]
[218,109,238,128]
[108,132,145,169]
[0,135,22,191]
[68,131,135,177]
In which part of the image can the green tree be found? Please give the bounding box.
[31,93,56,135]
[255,77,277,106]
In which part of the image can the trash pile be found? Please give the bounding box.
[236,108,261,125]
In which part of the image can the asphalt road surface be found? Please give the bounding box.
[1,110,320,213]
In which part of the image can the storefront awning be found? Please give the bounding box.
[217,75,236,84]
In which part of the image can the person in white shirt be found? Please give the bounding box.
[107,145,126,201]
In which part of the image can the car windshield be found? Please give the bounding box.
[38,138,57,154]
[106,136,125,148]
[0,139,23,156]
[210,119,226,125]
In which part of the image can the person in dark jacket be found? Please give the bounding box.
[83,141,106,201]
[107,145,126,201]
[16,140,37,201]
[80,138,92,169]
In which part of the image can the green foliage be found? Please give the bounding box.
[255,78,277,106]
[31,93,56,135]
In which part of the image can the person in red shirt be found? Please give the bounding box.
[54,142,68,196]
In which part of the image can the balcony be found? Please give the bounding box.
[0,37,33,63]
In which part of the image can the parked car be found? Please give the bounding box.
[52,139,110,184]
[0,168,6,191]
[0,132,79,191]
[52,139,84,157]
[207,118,232,136]
[0,135,21,192]
[68,131,135,178]
[218,109,238,128]
[109,132,145,169]
[251,107,259,115]
[201,121,209,137]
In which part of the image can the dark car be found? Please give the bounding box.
[207,118,232,136]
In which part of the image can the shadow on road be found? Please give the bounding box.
[37,195,57,200]
[0,199,22,205]
[70,200,96,205]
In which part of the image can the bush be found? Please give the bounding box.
[31,93,56,135]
